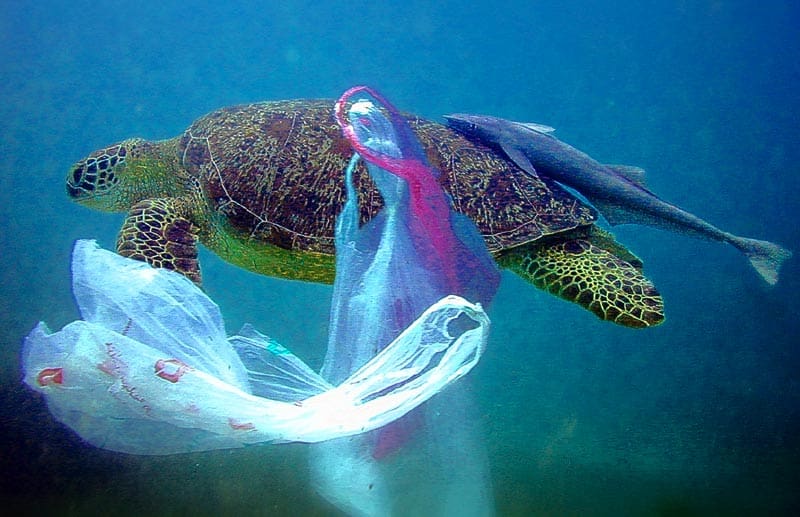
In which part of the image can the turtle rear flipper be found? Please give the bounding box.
[501,238,664,328]
[116,198,201,284]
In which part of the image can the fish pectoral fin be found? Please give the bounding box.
[501,143,539,177]
[605,164,647,187]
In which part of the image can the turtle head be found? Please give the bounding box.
[67,138,168,211]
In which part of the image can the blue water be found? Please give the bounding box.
[2,1,799,515]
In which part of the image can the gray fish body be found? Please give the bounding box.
[445,114,792,284]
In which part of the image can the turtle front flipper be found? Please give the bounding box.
[499,238,665,328]
[116,198,201,284]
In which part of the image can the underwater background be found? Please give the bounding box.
[1,0,798,515]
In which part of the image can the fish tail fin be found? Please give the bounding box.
[732,236,792,285]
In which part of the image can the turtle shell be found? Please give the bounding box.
[179,100,595,254]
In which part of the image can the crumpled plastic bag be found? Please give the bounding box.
[22,240,489,455]
[309,87,501,516]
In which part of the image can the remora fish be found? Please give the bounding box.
[445,114,792,285]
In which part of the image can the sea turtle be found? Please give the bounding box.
[66,99,664,327]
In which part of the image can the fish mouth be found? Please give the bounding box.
[442,114,470,123]
[443,114,479,134]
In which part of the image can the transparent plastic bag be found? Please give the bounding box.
[309,87,500,516]
[22,240,488,455]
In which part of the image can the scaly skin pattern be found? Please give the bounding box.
[116,197,202,283]
[66,99,664,326]
[499,238,664,328]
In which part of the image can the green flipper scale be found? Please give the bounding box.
[499,237,665,328]
[117,197,202,284]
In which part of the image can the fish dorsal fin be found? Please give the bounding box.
[500,142,538,177]
[515,121,556,134]
[605,164,647,187]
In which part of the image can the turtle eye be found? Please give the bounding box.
[67,163,95,197]
[67,160,99,196]
[71,165,84,184]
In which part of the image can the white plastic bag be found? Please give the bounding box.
[22,240,488,454]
